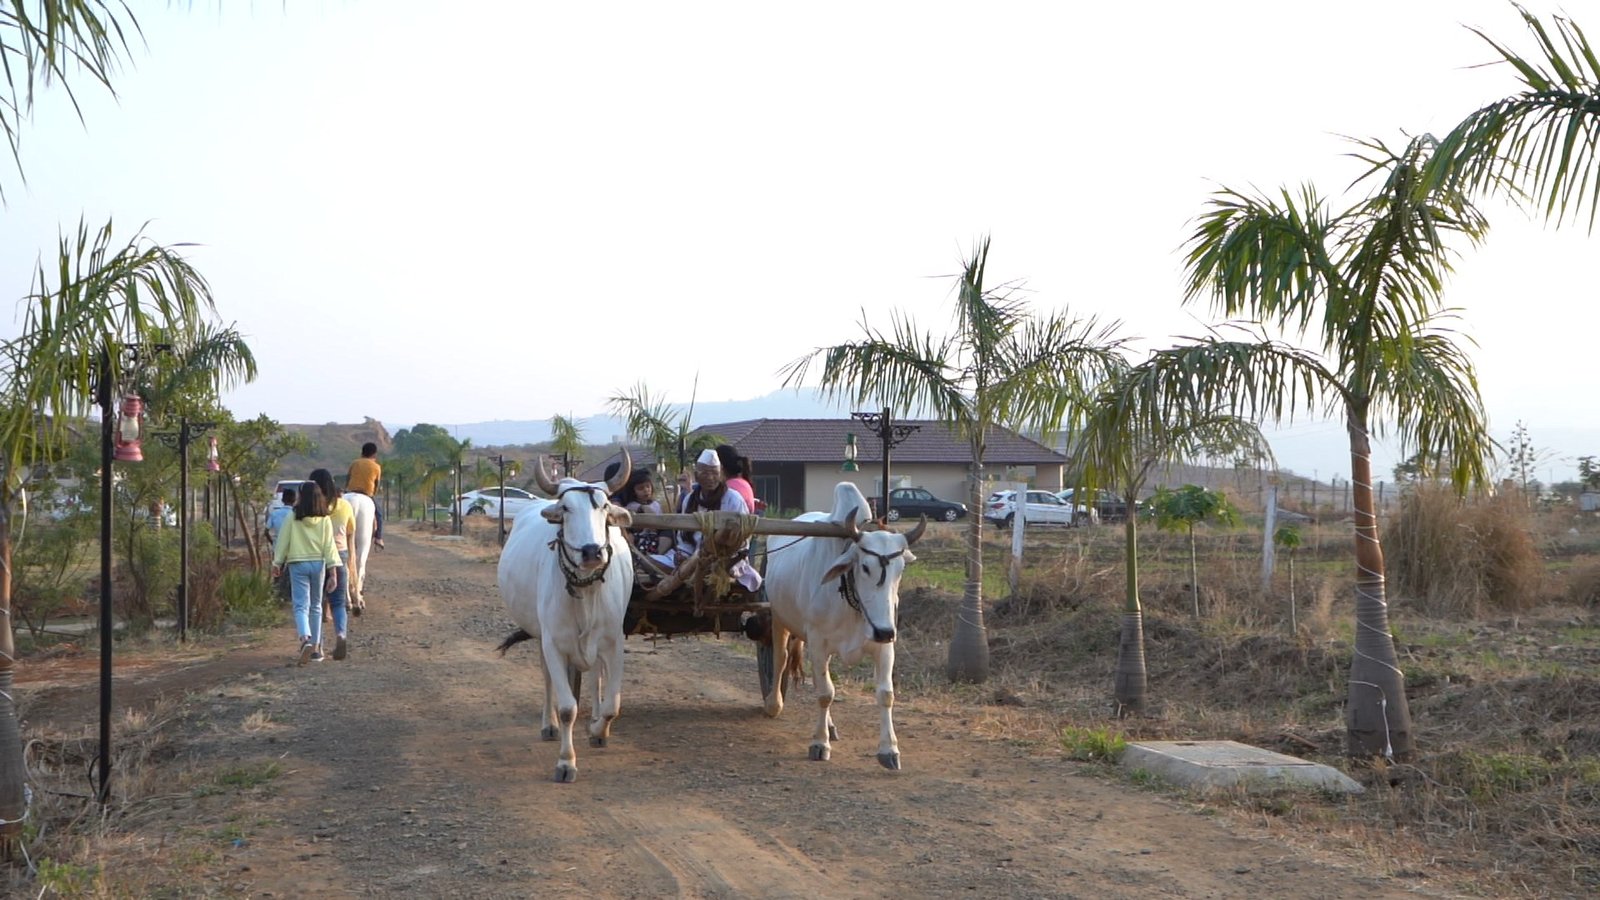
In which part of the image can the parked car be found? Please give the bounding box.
[457,486,543,519]
[265,479,309,525]
[983,489,1093,528]
[883,487,968,523]
[1055,488,1140,523]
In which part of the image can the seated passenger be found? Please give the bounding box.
[672,448,761,592]
[612,469,665,558]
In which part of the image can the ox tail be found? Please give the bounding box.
[496,628,534,656]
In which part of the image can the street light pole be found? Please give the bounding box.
[850,407,920,520]
[94,342,167,804]
[452,467,462,536]
[150,418,217,644]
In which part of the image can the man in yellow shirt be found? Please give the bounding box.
[347,442,384,549]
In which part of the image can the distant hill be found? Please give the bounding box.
[277,418,393,480]
[392,389,852,447]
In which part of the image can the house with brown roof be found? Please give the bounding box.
[579,418,1067,516]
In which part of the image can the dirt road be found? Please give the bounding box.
[29,526,1442,898]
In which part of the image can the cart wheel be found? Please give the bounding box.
[757,643,776,700]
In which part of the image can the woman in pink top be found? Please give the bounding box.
[716,444,757,514]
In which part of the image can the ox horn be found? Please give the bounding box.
[533,454,559,496]
[605,448,632,496]
[841,506,861,540]
[904,516,928,546]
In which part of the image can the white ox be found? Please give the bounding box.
[763,482,924,769]
[495,451,635,783]
[344,491,375,612]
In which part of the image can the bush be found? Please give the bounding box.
[11,516,95,640]
[1562,557,1600,607]
[118,522,181,632]
[220,570,282,629]
[1383,485,1542,616]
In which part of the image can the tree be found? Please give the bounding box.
[1579,455,1600,491]
[548,414,585,477]
[1074,364,1269,714]
[1274,524,1304,632]
[0,0,140,197]
[1504,420,1556,498]
[607,381,720,479]
[783,236,1125,682]
[0,220,229,840]
[1182,135,1496,759]
[1149,484,1238,618]
[1429,5,1600,230]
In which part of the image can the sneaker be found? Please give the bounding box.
[296,638,314,667]
[333,634,348,661]
[310,650,326,662]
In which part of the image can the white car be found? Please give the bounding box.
[457,486,542,519]
[983,489,1093,528]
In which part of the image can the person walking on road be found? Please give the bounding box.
[309,468,357,660]
[271,480,341,666]
[347,441,384,549]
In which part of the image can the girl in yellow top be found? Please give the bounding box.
[271,480,341,666]
[308,468,356,661]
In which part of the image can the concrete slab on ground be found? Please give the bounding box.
[1121,740,1364,794]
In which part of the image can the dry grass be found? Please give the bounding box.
[892,516,1600,897]
[1383,485,1544,617]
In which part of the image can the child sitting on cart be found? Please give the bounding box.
[611,469,667,559]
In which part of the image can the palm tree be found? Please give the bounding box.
[782,236,1125,682]
[607,381,720,480]
[1182,136,1496,759]
[0,0,140,196]
[1429,5,1600,229]
[548,414,585,478]
[1074,367,1269,714]
[0,220,223,840]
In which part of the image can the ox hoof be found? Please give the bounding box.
[539,726,559,742]
[553,763,578,783]
[877,751,901,771]
[589,735,608,748]
[808,743,831,762]
[827,723,839,742]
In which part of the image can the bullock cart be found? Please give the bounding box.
[620,510,867,697]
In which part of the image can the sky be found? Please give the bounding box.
[0,0,1595,485]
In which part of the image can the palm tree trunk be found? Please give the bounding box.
[946,459,989,682]
[1345,409,1414,759]
[1115,510,1146,716]
[0,503,27,853]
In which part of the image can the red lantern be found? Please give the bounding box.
[113,394,145,462]
[206,435,221,472]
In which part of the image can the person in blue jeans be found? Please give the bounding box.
[270,480,340,666]
[307,468,356,660]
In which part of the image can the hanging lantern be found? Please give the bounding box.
[206,435,221,472]
[113,394,145,462]
[841,432,859,472]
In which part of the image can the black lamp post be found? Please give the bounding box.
[488,454,510,545]
[94,342,168,804]
[850,407,919,520]
[150,418,217,644]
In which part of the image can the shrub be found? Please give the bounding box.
[118,522,181,632]
[1059,725,1127,762]
[1562,557,1600,607]
[11,516,95,640]
[1383,485,1542,616]
[220,570,282,629]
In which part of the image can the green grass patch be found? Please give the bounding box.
[199,760,283,795]
[1059,725,1127,763]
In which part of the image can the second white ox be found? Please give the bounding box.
[764,482,924,769]
[495,450,635,783]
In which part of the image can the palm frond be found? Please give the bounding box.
[1429,4,1600,229]
[1366,328,1493,490]
[1182,184,1342,335]
[0,1,142,193]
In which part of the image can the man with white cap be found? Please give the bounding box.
[672,447,762,591]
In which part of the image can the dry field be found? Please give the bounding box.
[8,501,1600,898]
